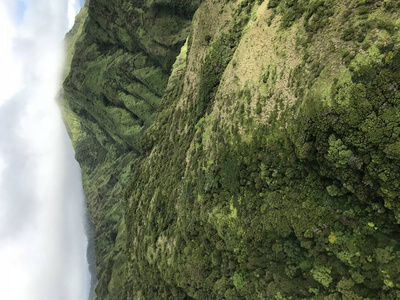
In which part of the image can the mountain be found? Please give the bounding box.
[61,0,400,299]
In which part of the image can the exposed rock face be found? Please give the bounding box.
[63,0,400,299]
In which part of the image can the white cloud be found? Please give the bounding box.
[0,1,23,105]
[0,0,90,299]
[68,0,81,29]
[0,240,31,299]
[0,156,7,183]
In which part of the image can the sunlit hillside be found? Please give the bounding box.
[63,0,400,298]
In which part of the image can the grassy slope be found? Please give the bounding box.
[60,0,200,299]
[125,0,400,299]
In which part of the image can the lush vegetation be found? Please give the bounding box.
[63,0,400,299]
[60,0,199,298]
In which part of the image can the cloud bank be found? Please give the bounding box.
[0,0,90,299]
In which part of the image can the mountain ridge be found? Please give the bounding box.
[63,0,400,299]
[60,0,200,297]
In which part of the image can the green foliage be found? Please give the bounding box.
[326,135,353,168]
[311,266,333,288]
[232,272,246,292]
[342,27,355,41]
[123,2,400,298]
[269,0,334,31]
[195,2,252,122]
[61,0,200,298]
[220,154,240,194]
[64,0,400,299]
[267,0,280,9]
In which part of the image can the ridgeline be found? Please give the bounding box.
[62,0,400,299]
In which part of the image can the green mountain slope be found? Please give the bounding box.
[63,0,400,299]
[60,0,200,298]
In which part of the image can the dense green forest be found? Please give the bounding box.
[62,0,400,299]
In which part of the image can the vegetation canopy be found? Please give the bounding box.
[62,0,400,299]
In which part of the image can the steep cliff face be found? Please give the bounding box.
[64,0,400,299]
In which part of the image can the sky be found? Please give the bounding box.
[0,0,90,299]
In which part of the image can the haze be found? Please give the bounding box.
[0,0,90,299]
